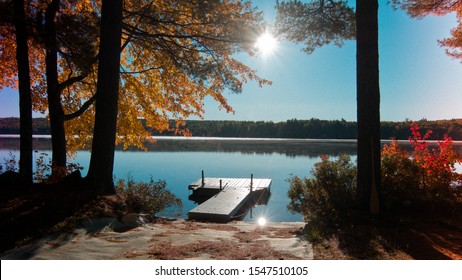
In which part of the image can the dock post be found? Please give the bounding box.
[220,179,222,190]
[250,174,253,192]
[202,170,205,186]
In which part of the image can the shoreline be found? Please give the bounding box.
[2,134,462,144]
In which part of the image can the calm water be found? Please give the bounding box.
[4,136,460,222]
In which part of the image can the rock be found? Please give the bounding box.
[82,217,125,233]
[121,213,148,227]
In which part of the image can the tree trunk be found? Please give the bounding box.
[45,0,67,177]
[86,0,123,194]
[356,0,381,214]
[14,0,33,185]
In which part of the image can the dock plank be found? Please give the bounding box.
[256,179,271,190]
[189,188,249,222]
[228,178,240,188]
[188,177,271,222]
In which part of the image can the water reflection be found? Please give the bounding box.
[0,136,359,158]
[145,138,357,158]
[2,136,460,157]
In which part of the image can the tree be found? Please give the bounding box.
[393,0,462,60]
[83,0,269,193]
[13,0,33,184]
[2,0,268,187]
[276,0,381,213]
[275,0,355,53]
[1,0,38,184]
[38,0,100,177]
[355,0,381,213]
[0,2,20,91]
[43,0,67,177]
[1,0,100,179]
[64,0,270,153]
[85,0,123,194]
[2,0,268,151]
[104,0,270,149]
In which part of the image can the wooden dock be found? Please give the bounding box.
[188,175,271,222]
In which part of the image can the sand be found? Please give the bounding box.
[0,218,313,260]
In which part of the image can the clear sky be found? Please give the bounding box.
[1,0,461,122]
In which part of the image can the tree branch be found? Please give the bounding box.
[58,74,86,92]
[64,93,97,121]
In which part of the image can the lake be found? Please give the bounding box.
[2,136,461,222]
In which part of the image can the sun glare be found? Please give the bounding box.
[257,217,267,227]
[255,32,277,56]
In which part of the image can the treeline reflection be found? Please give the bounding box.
[2,137,462,159]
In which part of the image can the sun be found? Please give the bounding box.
[257,217,267,227]
[255,31,277,56]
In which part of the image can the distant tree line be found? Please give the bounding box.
[172,119,462,140]
[2,117,462,140]
[0,118,50,135]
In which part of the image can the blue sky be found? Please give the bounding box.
[1,0,461,122]
[200,0,462,121]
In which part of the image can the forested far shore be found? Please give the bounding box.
[1,117,462,140]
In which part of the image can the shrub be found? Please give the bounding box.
[2,152,17,172]
[115,177,183,217]
[381,140,421,202]
[288,123,462,225]
[1,151,83,183]
[287,154,357,223]
[33,152,83,183]
[408,123,461,190]
[382,123,462,209]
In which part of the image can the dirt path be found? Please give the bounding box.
[0,219,313,260]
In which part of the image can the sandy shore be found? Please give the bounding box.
[0,218,312,260]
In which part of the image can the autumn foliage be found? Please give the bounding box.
[382,123,462,208]
[393,0,462,60]
[289,123,462,224]
[1,0,270,154]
